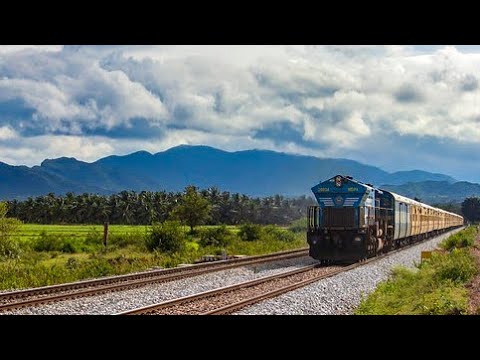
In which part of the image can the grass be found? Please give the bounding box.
[11,224,241,243]
[441,226,477,251]
[355,226,478,315]
[0,223,307,290]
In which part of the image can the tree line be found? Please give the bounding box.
[6,188,478,226]
[5,186,316,226]
[433,198,480,224]
[460,197,480,224]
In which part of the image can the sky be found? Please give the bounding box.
[1,45,480,182]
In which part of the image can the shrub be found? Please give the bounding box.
[32,231,78,253]
[288,217,307,233]
[441,227,476,250]
[85,229,102,247]
[356,227,478,315]
[0,202,22,259]
[0,238,21,259]
[263,225,296,242]
[66,257,79,270]
[356,266,470,315]
[185,241,200,252]
[109,232,145,248]
[238,223,263,242]
[146,221,186,253]
[427,249,477,284]
[198,226,232,247]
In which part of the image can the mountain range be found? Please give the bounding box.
[0,145,473,202]
[380,181,480,204]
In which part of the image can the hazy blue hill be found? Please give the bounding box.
[41,154,159,192]
[381,180,480,204]
[0,161,107,199]
[384,170,456,185]
[0,145,464,200]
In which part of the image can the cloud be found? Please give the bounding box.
[0,45,62,54]
[0,46,168,137]
[0,126,16,140]
[394,84,424,103]
[460,74,478,91]
[2,45,480,181]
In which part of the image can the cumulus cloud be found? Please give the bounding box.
[1,45,480,181]
[0,126,16,140]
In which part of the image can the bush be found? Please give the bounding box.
[198,226,232,247]
[0,238,21,259]
[84,229,102,247]
[356,227,478,315]
[356,266,470,315]
[441,226,476,251]
[146,221,186,253]
[109,232,145,248]
[263,225,296,242]
[32,231,78,253]
[0,202,22,259]
[185,241,200,252]
[288,217,307,233]
[428,249,477,284]
[238,223,263,242]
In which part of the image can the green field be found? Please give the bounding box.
[12,224,241,242]
[0,222,306,291]
[13,224,145,240]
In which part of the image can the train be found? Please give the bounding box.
[307,174,464,263]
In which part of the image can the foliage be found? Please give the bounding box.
[0,251,162,290]
[5,188,315,226]
[429,249,477,284]
[238,223,263,242]
[0,202,23,259]
[0,223,308,290]
[146,221,186,253]
[171,185,212,232]
[108,232,146,249]
[288,217,307,233]
[356,227,478,315]
[441,226,477,250]
[263,225,296,242]
[32,231,77,253]
[356,266,469,315]
[462,197,480,223]
[198,225,232,247]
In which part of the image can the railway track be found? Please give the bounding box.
[116,264,346,315]
[0,248,308,312]
[119,230,464,315]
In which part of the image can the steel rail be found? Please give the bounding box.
[0,248,309,312]
[119,227,465,315]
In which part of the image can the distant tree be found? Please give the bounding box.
[171,185,212,232]
[6,188,315,226]
[0,202,22,258]
[431,202,462,215]
[461,197,480,223]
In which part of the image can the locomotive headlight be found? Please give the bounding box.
[335,176,342,187]
[354,236,362,242]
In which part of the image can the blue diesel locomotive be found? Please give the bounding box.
[307,175,463,263]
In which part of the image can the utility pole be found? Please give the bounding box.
[103,222,109,247]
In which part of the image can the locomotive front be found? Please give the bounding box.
[307,175,376,262]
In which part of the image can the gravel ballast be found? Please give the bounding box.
[1,256,316,315]
[236,229,463,315]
